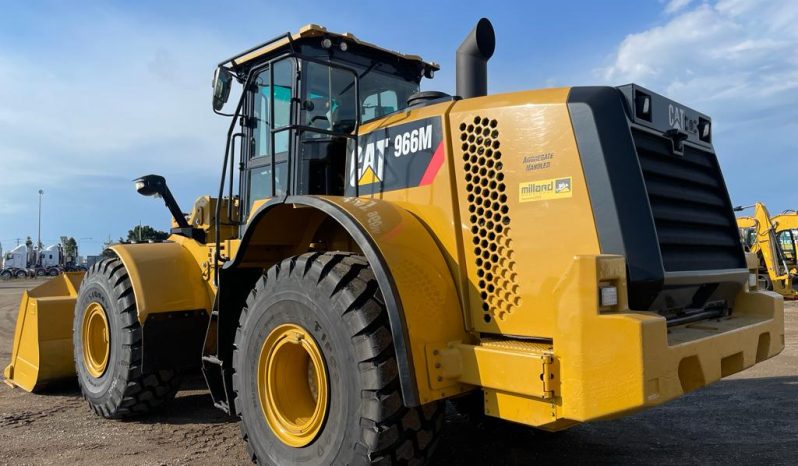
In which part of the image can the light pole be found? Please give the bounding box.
[37,189,44,258]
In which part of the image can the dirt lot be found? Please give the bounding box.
[1,279,796,465]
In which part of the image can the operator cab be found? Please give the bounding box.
[212,25,439,218]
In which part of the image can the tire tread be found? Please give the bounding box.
[232,252,442,465]
[75,258,180,419]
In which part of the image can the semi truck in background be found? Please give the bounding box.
[1,242,86,279]
[37,243,86,275]
[1,244,31,279]
[37,244,66,276]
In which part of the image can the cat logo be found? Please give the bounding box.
[668,103,685,131]
[352,138,389,186]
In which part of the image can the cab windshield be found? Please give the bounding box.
[301,61,420,131]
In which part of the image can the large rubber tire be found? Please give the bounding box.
[0,270,11,280]
[73,258,181,418]
[233,252,443,465]
[15,269,27,279]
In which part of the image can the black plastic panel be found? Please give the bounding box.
[632,128,745,272]
[568,86,746,313]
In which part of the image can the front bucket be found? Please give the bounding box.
[3,272,84,392]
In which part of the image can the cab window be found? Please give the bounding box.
[252,60,292,158]
[778,230,796,262]
[362,90,399,122]
[359,72,419,122]
[246,59,293,214]
[301,61,357,135]
[742,228,756,250]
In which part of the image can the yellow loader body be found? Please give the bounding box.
[1,20,787,464]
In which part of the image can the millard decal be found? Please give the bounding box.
[519,176,573,203]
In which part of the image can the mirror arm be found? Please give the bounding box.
[160,187,190,229]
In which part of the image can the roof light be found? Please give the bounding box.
[699,117,711,143]
[634,90,652,121]
[321,38,332,49]
[339,41,348,52]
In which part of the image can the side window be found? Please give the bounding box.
[248,163,287,202]
[362,90,399,122]
[779,231,796,260]
[246,59,293,214]
[272,59,292,153]
[251,60,292,159]
[742,228,756,250]
[252,73,270,157]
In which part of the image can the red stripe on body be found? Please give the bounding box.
[419,142,445,186]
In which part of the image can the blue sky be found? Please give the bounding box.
[1,0,796,256]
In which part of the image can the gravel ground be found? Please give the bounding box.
[1,278,795,465]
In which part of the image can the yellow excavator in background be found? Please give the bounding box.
[772,210,798,271]
[4,19,785,465]
[736,202,798,298]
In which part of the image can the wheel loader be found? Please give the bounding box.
[4,19,784,465]
[736,202,798,298]
[772,210,798,270]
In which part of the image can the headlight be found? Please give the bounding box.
[599,286,618,307]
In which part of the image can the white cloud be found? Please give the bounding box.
[0,8,257,248]
[664,0,694,15]
[601,0,798,113]
[599,0,798,210]
[0,11,236,195]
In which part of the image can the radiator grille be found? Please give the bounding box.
[632,128,745,272]
[460,116,521,323]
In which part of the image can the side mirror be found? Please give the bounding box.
[134,174,167,197]
[133,174,190,229]
[212,66,233,111]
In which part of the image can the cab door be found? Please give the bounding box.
[242,58,294,218]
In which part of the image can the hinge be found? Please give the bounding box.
[541,354,555,399]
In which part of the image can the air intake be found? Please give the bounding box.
[460,116,521,323]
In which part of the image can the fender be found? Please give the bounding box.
[107,240,214,372]
[227,195,467,406]
[109,240,214,322]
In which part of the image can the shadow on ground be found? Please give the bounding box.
[430,375,798,465]
[21,371,798,464]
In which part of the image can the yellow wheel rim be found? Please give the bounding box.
[81,302,110,378]
[257,323,328,447]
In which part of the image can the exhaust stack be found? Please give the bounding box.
[456,18,495,99]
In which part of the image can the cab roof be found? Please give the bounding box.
[220,24,439,72]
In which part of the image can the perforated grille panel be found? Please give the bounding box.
[459,116,522,323]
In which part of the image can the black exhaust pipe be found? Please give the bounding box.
[456,18,495,99]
